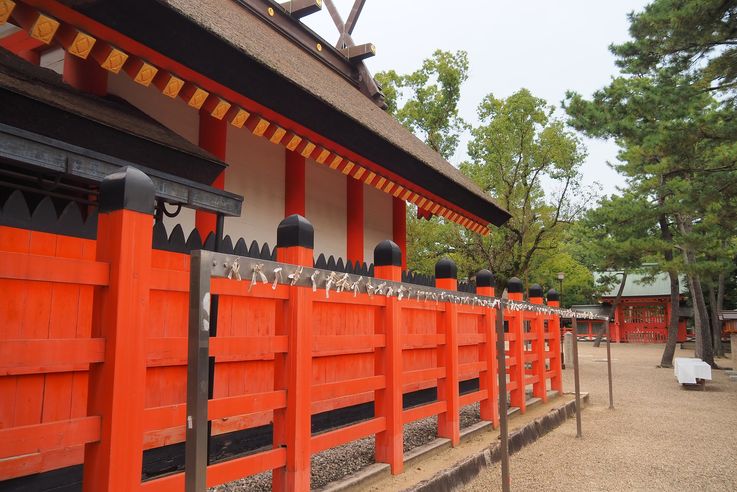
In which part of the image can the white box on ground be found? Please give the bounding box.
[674,357,712,385]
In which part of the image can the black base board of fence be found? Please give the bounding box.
[0,379,482,491]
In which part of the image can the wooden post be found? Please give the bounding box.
[373,240,403,473]
[285,151,306,217]
[346,178,364,263]
[185,250,212,492]
[495,302,511,492]
[572,317,583,438]
[196,110,226,238]
[476,270,499,427]
[507,277,526,413]
[528,285,547,402]
[606,321,614,409]
[392,198,406,270]
[273,215,314,491]
[546,289,563,394]
[64,54,108,97]
[435,258,460,446]
[82,167,154,492]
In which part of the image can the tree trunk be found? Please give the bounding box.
[658,212,679,368]
[716,272,726,357]
[594,272,627,348]
[687,274,703,357]
[709,281,723,357]
[692,274,715,366]
[660,270,680,367]
[677,215,715,366]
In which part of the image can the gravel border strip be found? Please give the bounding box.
[211,403,483,491]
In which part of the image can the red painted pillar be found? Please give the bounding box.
[82,167,153,492]
[435,258,460,446]
[285,151,306,217]
[547,289,563,394]
[507,277,526,413]
[273,215,313,491]
[196,111,227,239]
[614,304,622,343]
[63,54,108,97]
[392,198,407,270]
[528,285,547,402]
[476,270,499,427]
[346,178,364,264]
[373,240,403,474]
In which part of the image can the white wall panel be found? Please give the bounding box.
[306,160,346,259]
[364,185,393,264]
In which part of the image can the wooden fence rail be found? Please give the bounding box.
[0,168,567,492]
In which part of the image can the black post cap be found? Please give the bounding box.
[435,257,457,279]
[99,166,155,214]
[547,289,560,301]
[507,277,523,293]
[277,214,314,248]
[476,269,496,288]
[528,284,543,298]
[374,240,401,267]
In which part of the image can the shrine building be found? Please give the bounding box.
[0,0,509,269]
[570,271,689,343]
[0,1,537,491]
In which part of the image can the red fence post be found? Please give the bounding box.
[528,285,547,402]
[274,215,314,491]
[506,277,526,413]
[435,258,460,446]
[82,167,154,492]
[476,270,499,427]
[373,240,403,474]
[546,289,563,394]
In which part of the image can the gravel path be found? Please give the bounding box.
[465,343,737,491]
[212,400,482,490]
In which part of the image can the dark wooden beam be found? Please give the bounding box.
[344,0,366,35]
[279,0,322,19]
[340,42,375,62]
[0,123,243,217]
[236,0,357,85]
[322,0,383,104]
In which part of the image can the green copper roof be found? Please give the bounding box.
[594,271,688,298]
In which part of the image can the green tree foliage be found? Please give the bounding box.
[532,250,595,307]
[460,89,593,283]
[375,50,469,159]
[565,11,737,365]
[381,52,594,302]
[613,0,737,95]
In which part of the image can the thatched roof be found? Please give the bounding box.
[61,0,510,226]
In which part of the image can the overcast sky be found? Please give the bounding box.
[302,0,652,197]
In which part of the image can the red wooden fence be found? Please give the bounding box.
[0,169,564,491]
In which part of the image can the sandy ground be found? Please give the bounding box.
[464,343,737,492]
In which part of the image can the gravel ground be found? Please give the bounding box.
[465,343,737,491]
[212,400,482,490]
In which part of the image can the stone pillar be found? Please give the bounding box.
[564,332,574,370]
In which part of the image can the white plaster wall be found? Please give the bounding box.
[224,129,285,247]
[39,47,64,73]
[306,160,346,259]
[107,72,199,145]
[364,186,393,264]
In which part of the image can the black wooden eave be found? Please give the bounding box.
[0,123,243,217]
[61,0,510,227]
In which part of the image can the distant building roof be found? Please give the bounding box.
[569,304,611,319]
[594,271,687,298]
[719,310,737,321]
